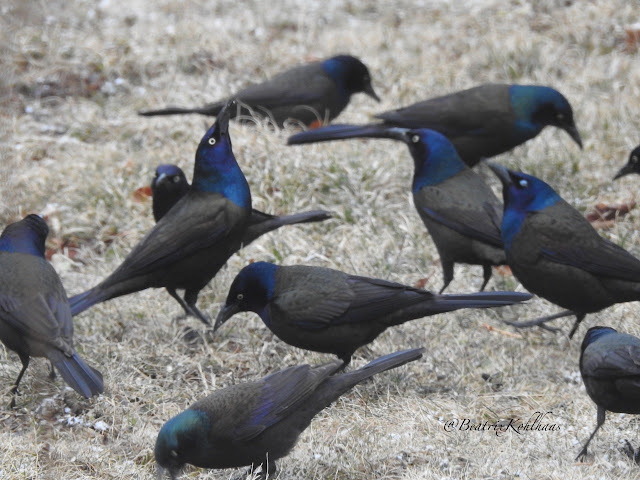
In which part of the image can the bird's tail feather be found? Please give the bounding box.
[428,291,533,314]
[69,287,111,317]
[287,123,398,145]
[339,348,424,385]
[138,104,222,117]
[50,351,104,398]
[266,210,333,228]
[243,210,332,246]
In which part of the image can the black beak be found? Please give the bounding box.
[562,123,583,150]
[215,99,236,134]
[487,162,514,187]
[213,303,239,332]
[364,82,380,102]
[613,163,634,180]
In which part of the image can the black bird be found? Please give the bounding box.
[214,261,531,365]
[69,101,252,324]
[155,347,424,479]
[613,144,640,180]
[139,55,379,128]
[150,163,332,246]
[577,326,640,460]
[287,83,582,167]
[490,163,640,338]
[0,215,103,407]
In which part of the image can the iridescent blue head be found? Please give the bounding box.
[613,145,640,180]
[192,100,251,209]
[396,128,468,193]
[581,326,617,352]
[214,261,279,331]
[322,55,379,101]
[0,214,48,258]
[488,163,562,250]
[151,164,190,222]
[508,85,582,148]
[155,408,210,477]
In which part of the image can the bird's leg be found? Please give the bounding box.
[502,309,574,333]
[623,440,640,464]
[184,289,211,326]
[480,264,492,292]
[439,260,454,294]
[165,287,192,318]
[10,355,29,409]
[48,360,56,380]
[233,460,276,480]
[576,406,605,461]
[567,313,587,340]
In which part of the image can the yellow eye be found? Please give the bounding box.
[208,138,216,145]
[237,293,244,301]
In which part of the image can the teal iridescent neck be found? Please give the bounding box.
[509,85,556,140]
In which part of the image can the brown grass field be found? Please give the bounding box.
[1,0,640,478]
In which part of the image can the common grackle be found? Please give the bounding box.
[140,55,379,128]
[214,261,531,364]
[155,347,423,479]
[613,144,640,180]
[151,163,332,246]
[577,326,640,460]
[69,101,252,324]
[287,84,582,167]
[490,163,640,338]
[0,215,103,407]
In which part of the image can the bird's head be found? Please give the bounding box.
[151,164,190,221]
[613,145,640,180]
[509,85,582,148]
[581,326,617,352]
[192,100,251,208]
[322,55,379,101]
[0,214,49,257]
[214,261,278,331]
[155,409,209,479]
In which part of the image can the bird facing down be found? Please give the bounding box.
[287,83,582,167]
[214,262,532,365]
[155,347,424,479]
[489,163,640,338]
[0,215,103,407]
[613,144,640,180]
[69,101,252,325]
[139,54,379,128]
[577,326,640,460]
[151,163,332,247]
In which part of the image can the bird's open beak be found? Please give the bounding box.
[364,83,380,102]
[213,303,239,332]
[613,163,634,180]
[563,124,583,150]
[487,162,514,187]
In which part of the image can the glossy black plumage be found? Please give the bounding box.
[577,326,640,460]
[155,348,423,479]
[139,55,379,128]
[69,101,252,324]
[215,262,531,364]
[0,215,103,407]
[490,163,640,338]
[287,83,582,167]
[150,163,332,248]
[613,144,640,180]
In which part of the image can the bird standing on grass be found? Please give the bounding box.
[489,163,640,338]
[214,261,532,365]
[613,144,640,180]
[69,101,252,325]
[0,215,103,407]
[577,326,640,461]
[139,55,380,128]
[288,83,582,167]
[151,163,332,247]
[155,347,424,479]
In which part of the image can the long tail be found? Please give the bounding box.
[424,291,533,315]
[243,209,332,246]
[287,123,402,145]
[138,104,222,117]
[69,286,112,317]
[50,351,104,398]
[334,348,424,387]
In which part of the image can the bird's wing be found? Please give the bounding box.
[414,171,504,247]
[583,343,640,379]
[106,192,245,281]
[232,362,339,441]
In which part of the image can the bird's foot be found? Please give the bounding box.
[503,310,575,333]
[575,446,589,462]
[623,440,640,465]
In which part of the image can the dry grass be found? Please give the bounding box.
[1,0,640,478]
